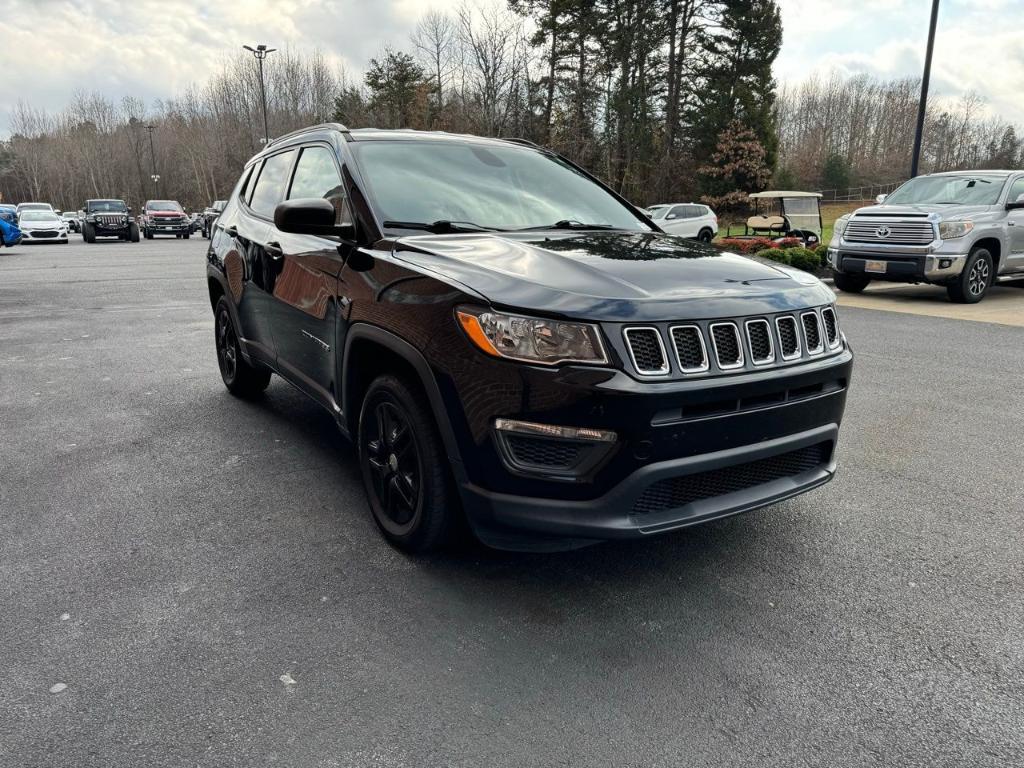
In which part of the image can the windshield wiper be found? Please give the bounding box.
[383,219,504,233]
[516,219,619,231]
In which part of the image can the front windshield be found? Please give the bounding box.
[20,204,50,212]
[885,175,1006,206]
[88,200,127,213]
[147,200,183,211]
[351,140,650,232]
[22,211,59,222]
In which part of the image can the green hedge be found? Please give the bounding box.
[755,246,821,273]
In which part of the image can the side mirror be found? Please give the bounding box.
[666,213,676,220]
[274,198,355,240]
[1006,193,1024,210]
[127,206,133,213]
[875,194,887,205]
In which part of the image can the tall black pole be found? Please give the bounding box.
[910,0,940,178]
[146,125,157,195]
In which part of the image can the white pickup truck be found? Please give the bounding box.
[827,170,1024,303]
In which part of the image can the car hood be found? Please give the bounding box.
[391,230,832,321]
[855,203,996,220]
[21,219,62,229]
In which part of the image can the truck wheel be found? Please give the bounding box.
[214,297,271,397]
[358,374,459,553]
[947,247,993,304]
[144,228,153,240]
[832,271,870,293]
[83,223,96,243]
[183,232,190,240]
[129,223,140,242]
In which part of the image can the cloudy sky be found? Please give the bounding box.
[1,0,1021,136]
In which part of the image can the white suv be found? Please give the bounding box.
[647,203,718,242]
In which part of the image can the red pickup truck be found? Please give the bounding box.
[139,200,191,239]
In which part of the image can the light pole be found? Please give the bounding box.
[146,125,158,195]
[910,0,940,178]
[243,43,276,144]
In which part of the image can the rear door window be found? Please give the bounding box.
[248,150,296,219]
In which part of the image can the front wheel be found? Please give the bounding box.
[183,232,190,240]
[214,297,271,397]
[358,375,459,553]
[129,223,140,242]
[832,271,870,293]
[83,223,96,243]
[947,247,993,304]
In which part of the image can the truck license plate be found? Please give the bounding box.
[865,260,887,274]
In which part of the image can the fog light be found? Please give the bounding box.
[939,258,952,269]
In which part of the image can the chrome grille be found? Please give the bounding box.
[710,323,743,370]
[745,319,774,364]
[821,307,839,348]
[670,325,708,373]
[844,217,934,245]
[776,317,801,360]
[802,312,823,354]
[623,327,668,375]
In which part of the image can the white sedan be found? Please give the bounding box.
[647,203,718,243]
[18,210,69,244]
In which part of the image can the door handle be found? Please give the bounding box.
[265,241,283,258]
[224,225,238,238]
[1008,221,1016,227]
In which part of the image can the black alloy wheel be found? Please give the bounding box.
[358,375,459,552]
[215,304,238,383]
[213,296,271,397]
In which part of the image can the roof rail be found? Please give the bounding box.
[266,122,349,148]
[503,137,543,149]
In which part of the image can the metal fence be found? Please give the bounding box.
[815,180,905,203]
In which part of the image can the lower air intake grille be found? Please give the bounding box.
[624,328,668,374]
[632,442,832,517]
[505,435,584,469]
[802,312,822,352]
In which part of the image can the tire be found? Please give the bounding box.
[83,223,96,243]
[144,228,153,240]
[129,223,140,242]
[358,374,459,553]
[832,271,870,293]
[183,232,190,240]
[947,247,993,304]
[697,228,714,244]
[214,297,271,397]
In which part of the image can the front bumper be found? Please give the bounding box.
[146,221,189,234]
[446,348,853,551]
[828,247,968,282]
[22,229,68,242]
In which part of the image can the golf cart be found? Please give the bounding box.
[743,191,823,246]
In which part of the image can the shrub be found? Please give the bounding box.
[787,247,822,272]
[775,237,803,249]
[754,248,790,265]
[716,236,775,253]
[814,243,830,259]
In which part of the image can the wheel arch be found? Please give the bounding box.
[972,237,1001,269]
[342,324,465,480]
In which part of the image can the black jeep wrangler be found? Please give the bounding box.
[82,199,140,243]
[207,124,853,553]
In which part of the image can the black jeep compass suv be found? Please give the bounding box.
[206,124,853,552]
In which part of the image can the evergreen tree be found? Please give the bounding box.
[364,49,430,129]
[690,0,782,195]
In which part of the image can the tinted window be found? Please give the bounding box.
[667,205,688,219]
[288,146,351,225]
[248,150,296,218]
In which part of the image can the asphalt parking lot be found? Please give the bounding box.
[1,238,1022,768]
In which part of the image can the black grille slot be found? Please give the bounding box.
[670,326,707,372]
[777,317,800,358]
[505,435,583,469]
[746,320,773,363]
[821,307,838,347]
[625,328,668,374]
[802,312,822,352]
[632,442,832,517]
[32,230,59,237]
[711,323,742,368]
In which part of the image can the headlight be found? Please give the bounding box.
[456,306,608,365]
[833,215,851,238]
[938,220,973,239]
